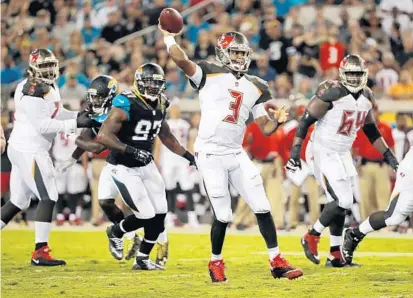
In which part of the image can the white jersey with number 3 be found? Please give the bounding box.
[188,61,272,154]
[311,80,373,153]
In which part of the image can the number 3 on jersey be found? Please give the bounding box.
[223,90,243,124]
[133,120,162,141]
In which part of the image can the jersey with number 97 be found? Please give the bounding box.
[189,60,273,154]
[106,89,168,168]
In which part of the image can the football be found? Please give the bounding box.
[159,8,184,34]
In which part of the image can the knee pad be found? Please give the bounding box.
[384,210,407,227]
[337,196,353,210]
[213,206,232,223]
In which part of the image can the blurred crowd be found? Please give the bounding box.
[1,0,413,230]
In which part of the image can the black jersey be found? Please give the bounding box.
[106,89,168,168]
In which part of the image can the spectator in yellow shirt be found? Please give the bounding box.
[387,70,413,100]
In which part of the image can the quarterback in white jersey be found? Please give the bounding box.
[0,49,96,266]
[155,100,198,228]
[343,144,413,264]
[160,26,303,281]
[287,54,399,267]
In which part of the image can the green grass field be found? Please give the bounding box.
[1,230,413,298]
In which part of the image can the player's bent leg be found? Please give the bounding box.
[326,213,347,267]
[133,213,166,270]
[230,151,302,279]
[343,190,413,264]
[208,218,229,282]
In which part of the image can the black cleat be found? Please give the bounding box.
[156,241,169,267]
[31,246,66,266]
[132,256,165,270]
[325,258,361,268]
[342,228,363,264]
[106,226,124,260]
[125,233,142,260]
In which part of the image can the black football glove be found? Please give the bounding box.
[286,144,302,173]
[183,150,197,168]
[125,146,153,165]
[76,110,99,128]
[383,148,398,172]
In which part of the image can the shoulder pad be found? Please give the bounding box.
[22,80,51,98]
[198,60,230,75]
[315,80,348,102]
[120,90,137,99]
[361,86,376,105]
[112,94,130,108]
[244,74,273,105]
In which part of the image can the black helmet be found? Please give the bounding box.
[28,48,59,84]
[87,75,118,115]
[134,63,166,101]
[339,54,368,93]
[215,31,252,73]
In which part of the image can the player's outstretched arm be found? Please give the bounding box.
[158,120,196,166]
[158,24,197,77]
[256,105,289,136]
[72,128,106,159]
[287,96,331,172]
[362,111,398,171]
[96,108,128,152]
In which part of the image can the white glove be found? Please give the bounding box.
[55,158,77,174]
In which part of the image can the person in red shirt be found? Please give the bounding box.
[353,107,395,220]
[319,26,345,71]
[233,121,286,230]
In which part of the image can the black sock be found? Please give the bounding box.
[100,199,125,224]
[56,194,66,214]
[184,190,195,212]
[1,197,5,206]
[35,242,48,250]
[309,228,321,236]
[68,194,80,214]
[166,189,176,214]
[330,245,340,253]
[255,212,278,248]
[139,214,165,255]
[35,200,55,222]
[112,215,146,238]
[1,201,22,224]
[211,219,228,255]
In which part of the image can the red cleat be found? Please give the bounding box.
[208,260,227,282]
[301,232,320,264]
[31,245,66,266]
[270,255,303,279]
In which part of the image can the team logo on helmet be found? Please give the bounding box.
[30,50,40,64]
[108,78,118,93]
[217,34,234,49]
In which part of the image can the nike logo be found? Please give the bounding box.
[118,99,125,103]
[32,259,40,264]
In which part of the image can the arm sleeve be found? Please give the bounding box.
[22,96,77,136]
[55,104,78,120]
[187,64,204,88]
[251,103,268,120]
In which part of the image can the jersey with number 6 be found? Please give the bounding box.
[189,61,272,154]
[106,89,168,168]
[311,80,374,153]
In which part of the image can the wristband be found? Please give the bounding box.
[124,145,136,155]
[183,150,194,162]
[164,36,177,52]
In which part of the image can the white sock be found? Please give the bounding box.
[359,218,374,235]
[124,231,135,240]
[268,246,280,260]
[210,254,222,261]
[1,220,6,229]
[157,230,168,245]
[313,220,326,234]
[34,222,51,243]
[69,213,76,222]
[330,235,341,247]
